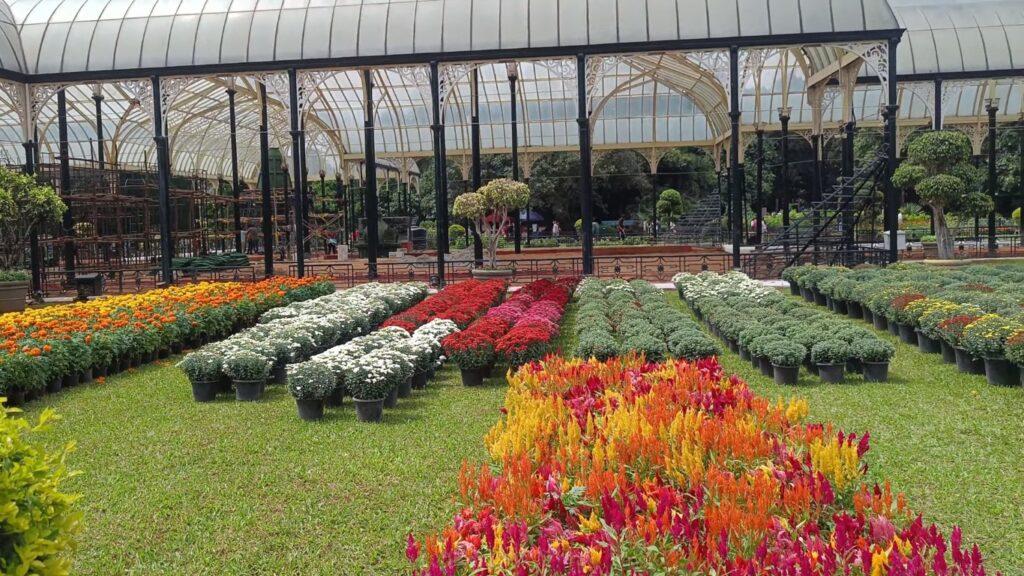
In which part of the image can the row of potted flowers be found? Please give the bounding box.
[382,279,507,332]
[289,319,460,422]
[178,283,429,402]
[407,354,994,574]
[785,264,1024,386]
[441,278,577,386]
[674,271,895,384]
[0,277,333,405]
[574,278,720,362]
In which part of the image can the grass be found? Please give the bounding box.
[667,291,1024,575]
[23,360,509,575]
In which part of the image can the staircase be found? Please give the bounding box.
[675,191,724,245]
[754,153,888,268]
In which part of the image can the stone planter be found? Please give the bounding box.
[0,280,29,314]
[471,268,514,281]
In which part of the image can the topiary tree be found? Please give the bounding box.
[452,178,530,268]
[656,189,686,223]
[892,131,993,259]
[0,167,65,270]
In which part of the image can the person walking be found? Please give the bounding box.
[617,217,626,241]
[551,221,561,239]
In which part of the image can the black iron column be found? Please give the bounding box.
[259,82,274,277]
[439,115,450,255]
[469,67,484,265]
[23,139,40,294]
[57,89,75,283]
[1019,115,1023,242]
[363,69,380,279]
[755,128,764,245]
[509,66,522,253]
[986,98,999,255]
[150,78,173,284]
[287,69,305,277]
[576,54,594,275]
[934,79,943,130]
[842,119,856,253]
[299,132,310,255]
[430,62,447,285]
[227,87,243,253]
[728,47,742,269]
[652,184,659,241]
[811,132,822,260]
[885,38,901,264]
[93,91,104,167]
[281,163,291,258]
[779,107,791,232]
[335,173,344,241]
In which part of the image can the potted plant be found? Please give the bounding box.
[749,335,779,378]
[853,338,895,382]
[443,330,496,387]
[0,168,66,312]
[811,340,851,384]
[452,178,530,277]
[222,350,270,401]
[1005,332,1024,387]
[961,314,1022,386]
[939,314,985,375]
[765,340,806,385]
[345,359,395,423]
[669,334,721,362]
[287,362,335,421]
[178,351,223,402]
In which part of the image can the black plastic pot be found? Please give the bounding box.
[863,307,873,323]
[354,397,384,423]
[897,324,918,345]
[916,331,941,354]
[461,368,484,387]
[6,387,26,406]
[846,358,863,374]
[727,339,739,354]
[234,380,263,402]
[940,341,957,364]
[171,342,184,354]
[847,301,863,319]
[789,283,801,296]
[191,380,218,402]
[773,364,799,385]
[813,291,827,306]
[872,314,887,331]
[862,361,889,382]
[738,345,751,361]
[750,354,759,369]
[80,369,93,384]
[397,376,413,399]
[833,300,849,315]
[983,357,1020,387]
[326,387,344,407]
[295,398,325,421]
[758,357,774,378]
[272,363,287,385]
[817,363,845,383]
[158,348,170,359]
[954,348,985,375]
[825,296,834,311]
[384,385,399,408]
[412,371,428,390]
[426,367,437,380]
[47,378,62,394]
[801,287,814,302]
[887,322,899,336]
[62,371,79,388]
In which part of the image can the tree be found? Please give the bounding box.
[0,167,65,270]
[593,151,652,219]
[656,189,686,223]
[893,130,993,259]
[452,179,530,268]
[529,153,581,226]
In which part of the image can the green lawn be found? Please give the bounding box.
[668,292,1024,575]
[24,360,508,575]
[19,292,1024,574]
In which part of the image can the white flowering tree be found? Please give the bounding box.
[452,179,530,269]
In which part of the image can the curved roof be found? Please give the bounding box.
[3,0,900,77]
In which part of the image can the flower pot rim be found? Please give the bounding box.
[352,396,385,403]
[771,363,799,369]
[861,360,890,366]
[816,362,845,368]
[232,378,265,384]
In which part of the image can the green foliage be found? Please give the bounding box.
[0,269,28,282]
[287,362,336,401]
[811,339,851,365]
[916,174,966,211]
[906,130,973,173]
[959,192,995,218]
[177,351,224,384]
[0,403,81,575]
[961,315,1022,359]
[222,351,271,382]
[656,189,686,222]
[764,340,807,367]
[0,167,66,269]
[853,338,895,363]
[892,163,927,191]
[447,224,467,243]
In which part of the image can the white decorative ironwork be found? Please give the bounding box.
[253,71,289,112]
[440,62,474,104]
[837,42,890,100]
[29,83,63,127]
[297,69,331,112]
[585,55,626,113]
[687,50,732,89]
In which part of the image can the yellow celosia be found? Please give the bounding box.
[809,436,861,491]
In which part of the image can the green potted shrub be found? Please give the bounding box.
[811,340,851,383]
[0,167,66,312]
[177,351,223,402]
[0,353,46,405]
[222,350,270,401]
[344,359,396,423]
[853,339,895,382]
[961,314,1022,386]
[749,335,779,378]
[287,362,335,421]
[452,178,530,276]
[765,340,806,385]
[669,333,721,361]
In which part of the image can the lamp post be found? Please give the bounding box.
[985,98,1000,255]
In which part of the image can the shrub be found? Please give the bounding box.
[852,339,895,363]
[811,340,851,365]
[0,269,28,282]
[442,330,496,371]
[576,331,620,361]
[1005,331,1024,366]
[622,333,668,363]
[670,334,721,361]
[287,362,336,401]
[176,351,223,384]
[0,403,81,574]
[221,350,271,382]
[961,314,1022,359]
[748,335,780,359]
[764,340,807,367]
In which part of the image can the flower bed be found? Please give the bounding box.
[179,283,428,401]
[0,277,332,403]
[443,278,577,377]
[408,355,994,574]
[785,263,1024,383]
[675,271,894,384]
[574,278,719,362]
[382,279,507,332]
